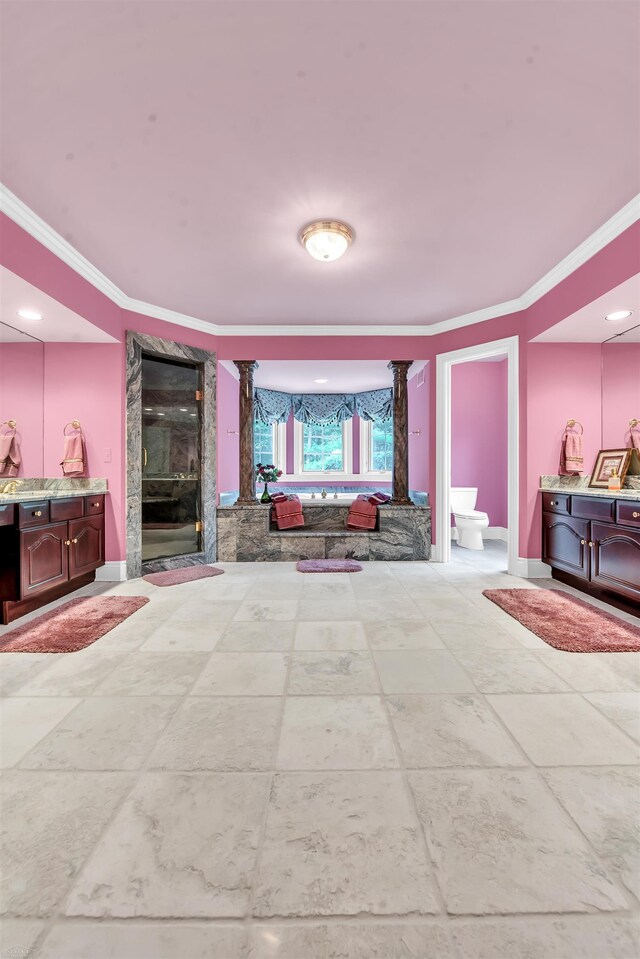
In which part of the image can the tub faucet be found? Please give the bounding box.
[321,488,327,498]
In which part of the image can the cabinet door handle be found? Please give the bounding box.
[588,541,595,547]
[72,538,78,544]
[549,500,557,506]
[633,511,639,519]
[92,502,100,507]
[580,539,586,545]
[65,540,71,546]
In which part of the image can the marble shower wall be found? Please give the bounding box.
[126,331,216,577]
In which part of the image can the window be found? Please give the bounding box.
[360,419,393,475]
[294,419,353,476]
[254,420,286,472]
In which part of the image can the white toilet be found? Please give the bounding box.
[450,487,489,550]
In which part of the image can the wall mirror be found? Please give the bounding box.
[0,321,45,477]
[601,324,640,450]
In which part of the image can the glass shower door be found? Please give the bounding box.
[141,355,201,562]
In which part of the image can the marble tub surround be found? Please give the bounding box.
[217,502,431,561]
[1,546,639,958]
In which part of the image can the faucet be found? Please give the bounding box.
[0,479,21,494]
[321,488,327,499]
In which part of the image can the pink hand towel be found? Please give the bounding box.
[0,431,21,476]
[61,432,86,476]
[559,429,583,476]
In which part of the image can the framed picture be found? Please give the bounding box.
[588,448,632,489]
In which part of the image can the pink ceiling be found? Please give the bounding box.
[1,1,638,328]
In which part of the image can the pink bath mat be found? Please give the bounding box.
[483,588,640,652]
[297,559,363,573]
[143,565,225,587]
[0,596,149,653]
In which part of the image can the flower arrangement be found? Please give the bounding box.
[255,463,282,484]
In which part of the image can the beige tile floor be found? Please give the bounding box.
[1,541,639,958]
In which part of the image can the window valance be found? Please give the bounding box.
[355,388,393,422]
[254,388,292,425]
[254,387,393,425]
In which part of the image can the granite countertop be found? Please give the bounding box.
[0,488,108,505]
[539,484,640,501]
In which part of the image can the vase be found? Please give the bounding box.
[260,482,271,503]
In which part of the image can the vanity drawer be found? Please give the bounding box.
[85,494,104,516]
[542,492,570,515]
[616,501,640,530]
[50,497,84,522]
[0,503,15,526]
[570,495,615,523]
[18,501,50,529]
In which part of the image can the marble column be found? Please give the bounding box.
[388,360,413,505]
[234,360,259,505]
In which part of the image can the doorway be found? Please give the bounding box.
[435,336,520,575]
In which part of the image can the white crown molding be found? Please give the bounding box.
[2,182,638,339]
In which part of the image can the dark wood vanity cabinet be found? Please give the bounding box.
[0,495,106,624]
[542,492,640,608]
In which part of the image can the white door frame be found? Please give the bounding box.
[435,335,520,575]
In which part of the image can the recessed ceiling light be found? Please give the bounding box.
[179,408,188,412]
[143,408,153,412]
[157,412,165,416]
[301,220,353,261]
[189,413,197,417]
[17,309,43,321]
[314,378,328,384]
[605,310,633,321]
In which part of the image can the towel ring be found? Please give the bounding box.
[63,420,82,435]
[1,419,17,431]
[566,419,583,434]
[630,418,639,429]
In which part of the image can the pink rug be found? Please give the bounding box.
[483,588,640,652]
[0,596,149,654]
[297,559,363,573]
[143,565,225,587]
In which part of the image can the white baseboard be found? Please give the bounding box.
[450,526,508,542]
[514,557,552,579]
[96,561,127,582]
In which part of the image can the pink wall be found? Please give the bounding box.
[451,360,508,528]
[0,342,44,476]
[42,344,124,562]
[602,343,640,448]
[216,362,239,497]
[523,342,603,558]
[408,364,430,491]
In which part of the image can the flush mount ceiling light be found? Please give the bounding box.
[301,220,353,262]
[17,308,43,321]
[605,310,633,321]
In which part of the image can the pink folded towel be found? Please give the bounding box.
[0,431,21,476]
[559,429,583,476]
[61,432,86,476]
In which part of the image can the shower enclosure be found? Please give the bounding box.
[141,354,202,562]
[125,331,216,578]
